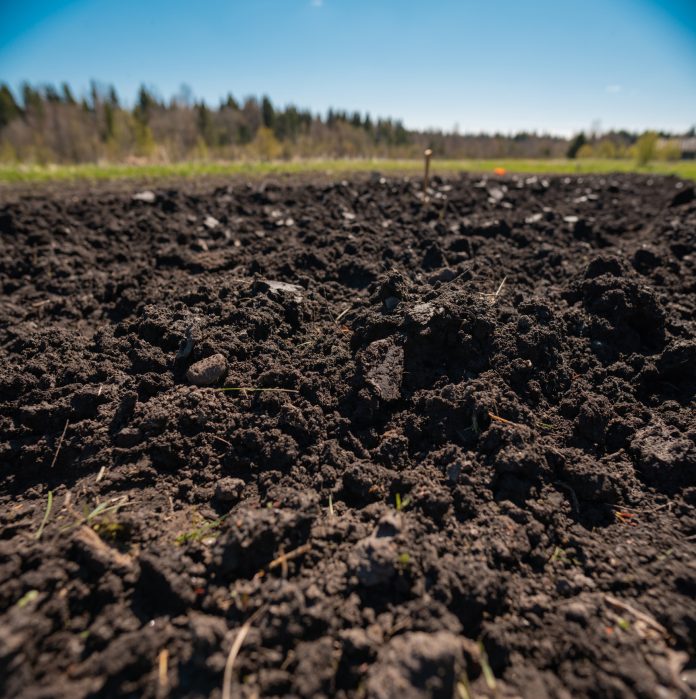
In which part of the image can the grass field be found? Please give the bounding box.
[1,158,695,183]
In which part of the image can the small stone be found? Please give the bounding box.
[428,268,457,284]
[361,339,404,402]
[214,478,245,503]
[265,280,303,295]
[132,190,156,203]
[564,601,590,624]
[351,536,398,587]
[203,215,220,229]
[487,186,505,202]
[253,279,304,303]
[383,296,400,312]
[521,592,551,615]
[571,572,596,590]
[186,354,228,386]
[366,631,463,699]
[114,427,144,448]
[406,302,435,325]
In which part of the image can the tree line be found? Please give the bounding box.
[0,81,688,164]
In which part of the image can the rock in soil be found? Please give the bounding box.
[185,353,228,386]
[0,173,695,699]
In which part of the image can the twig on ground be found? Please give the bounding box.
[423,148,433,192]
[49,419,69,468]
[268,543,312,571]
[614,510,639,526]
[487,411,519,427]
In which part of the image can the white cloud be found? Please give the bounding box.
[605,84,622,94]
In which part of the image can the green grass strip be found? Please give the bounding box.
[1,158,695,183]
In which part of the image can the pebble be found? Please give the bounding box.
[383,296,400,312]
[185,354,228,386]
[564,601,590,624]
[351,536,398,587]
[254,279,304,303]
[114,426,144,448]
[132,190,156,203]
[214,478,245,503]
[525,212,543,224]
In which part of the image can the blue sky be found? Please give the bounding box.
[0,0,695,135]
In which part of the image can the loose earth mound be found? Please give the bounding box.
[0,173,694,698]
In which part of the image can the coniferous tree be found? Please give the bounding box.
[0,84,21,129]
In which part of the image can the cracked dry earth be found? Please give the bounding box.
[0,172,695,699]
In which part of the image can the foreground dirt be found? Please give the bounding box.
[1,173,695,699]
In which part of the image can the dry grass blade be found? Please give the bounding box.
[456,679,472,699]
[49,419,69,468]
[334,307,351,323]
[478,276,508,304]
[158,648,169,694]
[222,607,265,699]
[478,642,497,691]
[604,595,669,639]
[493,275,507,301]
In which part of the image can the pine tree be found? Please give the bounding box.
[261,95,275,129]
[566,132,587,159]
[0,84,21,129]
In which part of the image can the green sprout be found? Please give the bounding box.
[34,490,53,540]
[395,493,411,512]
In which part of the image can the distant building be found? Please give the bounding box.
[680,138,696,160]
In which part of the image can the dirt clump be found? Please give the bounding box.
[0,172,694,698]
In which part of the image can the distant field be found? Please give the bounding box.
[1,158,695,183]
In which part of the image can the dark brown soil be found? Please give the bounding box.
[1,172,695,699]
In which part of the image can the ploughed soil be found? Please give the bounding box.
[1,172,695,699]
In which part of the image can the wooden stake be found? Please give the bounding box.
[423,148,433,192]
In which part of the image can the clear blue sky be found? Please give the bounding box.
[1,0,695,135]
